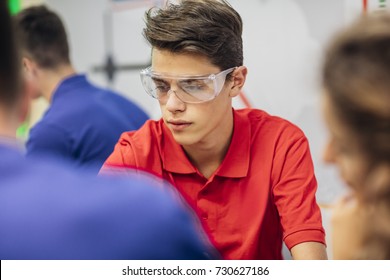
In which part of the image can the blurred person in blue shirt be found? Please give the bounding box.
[0,0,215,260]
[14,5,149,173]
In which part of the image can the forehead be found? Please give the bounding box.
[151,48,220,76]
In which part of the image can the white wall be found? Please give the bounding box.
[46,0,160,118]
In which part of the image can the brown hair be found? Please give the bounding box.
[143,0,243,70]
[0,0,22,107]
[323,13,390,167]
[14,5,70,69]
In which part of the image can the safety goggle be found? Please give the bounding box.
[140,67,236,104]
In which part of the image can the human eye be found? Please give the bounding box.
[152,79,170,93]
[179,80,208,93]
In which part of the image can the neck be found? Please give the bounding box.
[0,107,18,140]
[183,110,234,179]
[39,64,76,102]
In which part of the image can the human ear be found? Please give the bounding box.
[229,66,247,97]
[22,57,38,77]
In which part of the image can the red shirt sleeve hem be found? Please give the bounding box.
[284,229,326,250]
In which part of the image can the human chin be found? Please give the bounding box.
[170,132,199,146]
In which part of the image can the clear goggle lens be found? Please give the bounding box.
[140,67,236,104]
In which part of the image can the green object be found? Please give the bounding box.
[8,0,21,15]
[16,121,29,140]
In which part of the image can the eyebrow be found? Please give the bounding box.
[151,77,207,85]
[151,77,168,83]
[179,78,204,83]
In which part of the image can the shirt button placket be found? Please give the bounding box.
[198,181,211,221]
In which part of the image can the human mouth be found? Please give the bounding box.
[167,120,192,131]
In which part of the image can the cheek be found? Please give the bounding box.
[338,160,355,185]
[195,100,223,121]
[193,106,216,128]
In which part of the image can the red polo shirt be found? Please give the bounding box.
[102,109,325,259]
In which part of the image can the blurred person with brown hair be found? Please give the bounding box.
[322,12,390,259]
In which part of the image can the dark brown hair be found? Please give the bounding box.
[143,0,243,70]
[0,0,22,106]
[14,5,70,69]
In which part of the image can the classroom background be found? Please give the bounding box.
[12,0,390,259]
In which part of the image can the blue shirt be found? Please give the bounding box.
[26,74,149,172]
[0,144,215,260]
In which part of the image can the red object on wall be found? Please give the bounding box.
[363,0,368,14]
[239,91,252,108]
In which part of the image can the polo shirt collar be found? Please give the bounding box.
[161,109,251,178]
[161,123,197,174]
[215,109,250,178]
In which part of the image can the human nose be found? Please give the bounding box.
[165,88,186,112]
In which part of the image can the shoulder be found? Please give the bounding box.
[118,119,163,147]
[236,108,306,140]
[28,120,69,144]
[103,119,164,170]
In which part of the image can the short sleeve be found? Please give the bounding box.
[272,133,326,249]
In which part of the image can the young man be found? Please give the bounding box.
[102,0,327,259]
[0,0,213,259]
[14,5,149,173]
